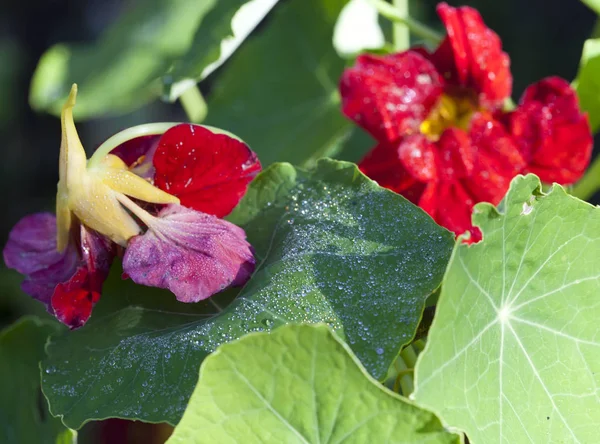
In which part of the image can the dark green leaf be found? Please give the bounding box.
[205,0,353,167]
[42,159,453,428]
[0,317,72,444]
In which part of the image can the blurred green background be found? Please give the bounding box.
[0,0,596,328]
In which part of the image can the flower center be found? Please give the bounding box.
[419,94,477,141]
[56,85,179,251]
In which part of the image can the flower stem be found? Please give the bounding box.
[394,352,414,396]
[369,0,443,45]
[208,298,223,313]
[179,84,207,124]
[571,155,600,201]
[88,122,179,169]
[392,0,410,51]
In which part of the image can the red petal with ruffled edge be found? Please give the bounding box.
[340,51,444,142]
[507,77,592,184]
[153,124,261,217]
[418,179,481,243]
[123,204,255,303]
[52,225,115,329]
[466,113,525,203]
[358,141,427,205]
[433,3,511,109]
[3,214,115,328]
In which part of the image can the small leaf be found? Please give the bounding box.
[0,317,73,444]
[205,0,353,167]
[42,159,453,427]
[573,38,600,132]
[168,324,460,444]
[414,175,600,443]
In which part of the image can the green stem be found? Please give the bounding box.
[208,298,223,313]
[572,155,600,201]
[392,0,410,51]
[394,355,414,396]
[179,84,207,123]
[370,0,443,45]
[400,344,418,369]
[88,122,179,168]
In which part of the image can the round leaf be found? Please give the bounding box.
[414,175,600,443]
[41,159,453,427]
[168,324,460,444]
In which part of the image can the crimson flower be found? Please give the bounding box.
[3,85,261,329]
[340,2,592,241]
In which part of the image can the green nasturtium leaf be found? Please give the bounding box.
[165,0,279,101]
[573,38,600,132]
[205,0,353,167]
[29,0,256,118]
[41,159,453,428]
[168,324,460,444]
[414,175,600,443]
[0,317,73,444]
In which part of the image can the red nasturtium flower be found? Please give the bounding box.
[3,85,261,329]
[340,2,592,241]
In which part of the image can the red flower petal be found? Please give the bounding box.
[3,214,114,328]
[358,141,426,205]
[123,204,255,303]
[507,77,592,184]
[340,51,443,142]
[433,3,511,109]
[466,113,525,203]
[51,226,115,329]
[153,124,261,217]
[436,128,474,180]
[51,267,99,330]
[418,179,480,242]
[397,135,438,182]
[109,135,160,168]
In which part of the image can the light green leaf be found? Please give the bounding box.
[581,0,600,14]
[168,324,460,444]
[414,175,600,443]
[0,317,73,444]
[574,38,600,132]
[42,159,453,428]
[165,0,279,101]
[29,0,256,118]
[205,0,353,167]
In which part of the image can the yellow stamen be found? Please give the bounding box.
[55,84,179,250]
[419,94,476,141]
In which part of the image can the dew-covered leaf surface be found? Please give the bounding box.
[168,324,460,444]
[205,0,353,167]
[42,159,453,428]
[0,317,73,444]
[414,175,600,443]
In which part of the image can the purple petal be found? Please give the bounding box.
[3,213,79,305]
[122,204,255,303]
[109,135,160,180]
